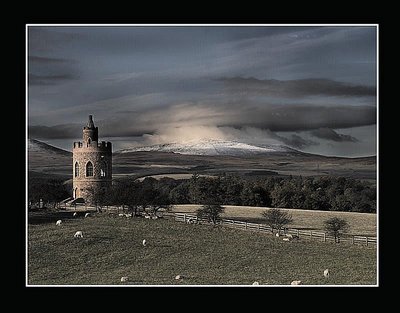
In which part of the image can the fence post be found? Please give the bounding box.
[310,231,313,240]
[297,229,299,237]
[352,236,354,245]
[366,237,368,246]
[183,214,186,223]
[245,222,247,230]
[323,233,326,242]
[258,224,260,231]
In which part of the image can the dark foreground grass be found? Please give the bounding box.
[28,214,376,285]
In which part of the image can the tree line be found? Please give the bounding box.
[28,173,376,213]
[163,174,376,213]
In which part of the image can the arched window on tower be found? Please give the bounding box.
[87,138,91,147]
[74,162,79,177]
[86,161,93,177]
[100,161,107,178]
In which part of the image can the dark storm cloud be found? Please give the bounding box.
[29,54,80,86]
[29,124,81,139]
[29,122,152,139]
[247,128,318,149]
[29,56,74,64]
[29,102,375,140]
[217,77,375,98]
[310,127,358,142]
[279,134,318,149]
[28,73,80,86]
[27,26,377,156]
[221,104,376,132]
[28,27,85,54]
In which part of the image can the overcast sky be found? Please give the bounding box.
[28,25,377,157]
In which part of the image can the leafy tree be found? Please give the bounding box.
[196,204,225,225]
[261,208,293,234]
[169,183,190,204]
[28,177,70,209]
[324,217,350,243]
[147,188,172,216]
[110,179,142,216]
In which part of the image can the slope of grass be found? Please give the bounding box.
[172,205,377,237]
[28,213,376,285]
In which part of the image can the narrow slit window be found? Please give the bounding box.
[74,162,79,177]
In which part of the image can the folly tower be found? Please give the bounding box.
[72,115,112,203]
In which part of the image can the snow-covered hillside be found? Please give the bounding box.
[118,139,294,156]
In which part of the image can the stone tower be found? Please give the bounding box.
[72,115,112,203]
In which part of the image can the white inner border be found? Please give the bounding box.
[25,23,379,288]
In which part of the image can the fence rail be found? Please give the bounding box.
[174,213,376,247]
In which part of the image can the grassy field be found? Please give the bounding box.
[28,212,376,285]
[172,205,377,237]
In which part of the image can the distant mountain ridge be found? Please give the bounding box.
[118,139,300,156]
[28,138,71,155]
[27,138,376,180]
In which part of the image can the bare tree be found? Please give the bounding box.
[196,204,225,225]
[324,217,350,243]
[262,208,293,235]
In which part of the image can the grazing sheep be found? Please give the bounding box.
[74,231,83,238]
[291,280,302,285]
[252,281,260,285]
[84,213,90,218]
[186,218,193,224]
[73,212,77,217]
[125,213,132,218]
[175,275,183,280]
[144,215,151,219]
[56,220,62,226]
[275,232,280,237]
[120,277,129,282]
[286,234,293,239]
[323,269,330,278]
[118,213,124,217]
[283,237,290,241]
[142,239,147,247]
[151,216,158,220]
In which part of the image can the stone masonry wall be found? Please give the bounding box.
[73,143,112,204]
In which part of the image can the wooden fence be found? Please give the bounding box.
[174,213,377,247]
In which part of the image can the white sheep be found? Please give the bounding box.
[283,237,290,241]
[144,215,151,219]
[125,213,132,218]
[74,231,83,238]
[118,213,124,217]
[323,269,330,278]
[73,212,77,217]
[291,280,302,285]
[151,216,158,220]
[142,239,147,247]
[84,213,90,218]
[275,232,280,237]
[175,275,183,280]
[120,276,129,282]
[252,281,260,285]
[56,220,62,226]
[286,234,293,239]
